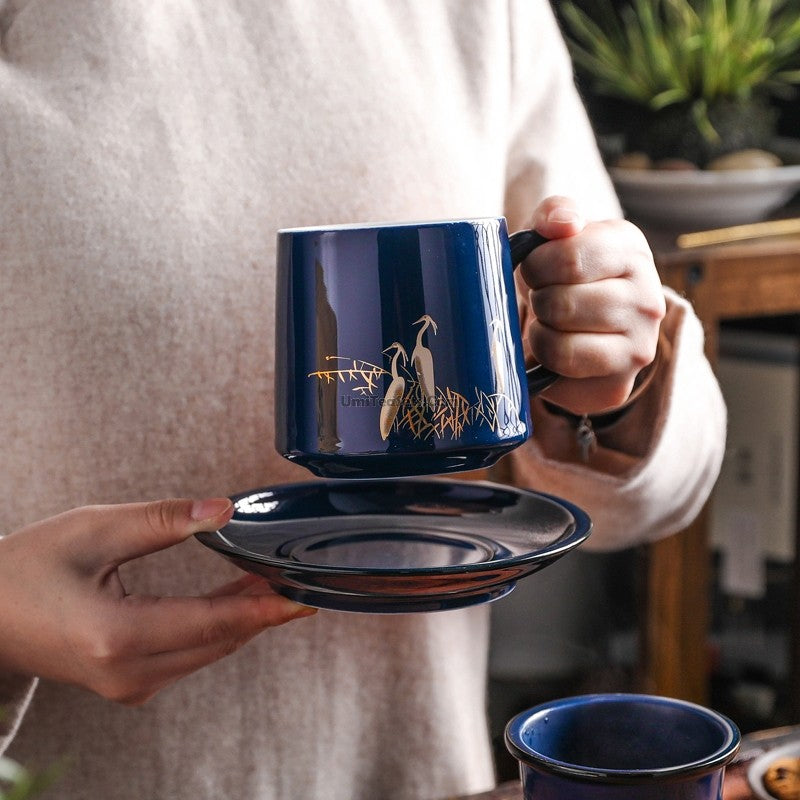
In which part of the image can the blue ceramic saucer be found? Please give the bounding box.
[195,479,591,613]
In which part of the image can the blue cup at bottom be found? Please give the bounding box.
[505,693,740,800]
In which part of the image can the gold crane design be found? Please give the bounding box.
[411,314,438,407]
[310,312,521,440]
[380,341,408,440]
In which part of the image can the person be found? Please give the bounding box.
[0,1,725,798]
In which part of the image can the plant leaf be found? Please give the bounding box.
[559,0,800,109]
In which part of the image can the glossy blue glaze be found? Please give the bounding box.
[275,218,536,478]
[505,694,740,800]
[194,478,592,613]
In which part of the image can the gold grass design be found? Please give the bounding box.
[308,356,388,395]
[471,388,524,436]
[309,356,522,440]
[430,386,470,439]
[390,382,471,441]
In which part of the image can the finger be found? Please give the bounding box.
[541,374,638,416]
[121,591,316,656]
[101,583,317,705]
[204,573,274,599]
[69,497,234,570]
[86,620,284,707]
[530,195,586,240]
[529,280,635,334]
[519,219,653,290]
[116,618,301,705]
[528,325,644,380]
[122,633,266,703]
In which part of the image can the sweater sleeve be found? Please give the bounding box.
[0,673,37,757]
[496,288,726,550]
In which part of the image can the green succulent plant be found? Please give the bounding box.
[561,0,800,161]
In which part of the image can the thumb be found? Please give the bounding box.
[70,497,233,570]
[530,195,586,240]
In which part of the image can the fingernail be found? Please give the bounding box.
[191,497,232,521]
[268,598,318,624]
[292,605,318,619]
[547,206,582,225]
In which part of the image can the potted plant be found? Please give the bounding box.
[560,0,800,168]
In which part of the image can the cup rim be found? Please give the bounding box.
[504,693,741,785]
[277,216,505,234]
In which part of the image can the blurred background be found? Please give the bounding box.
[488,0,800,782]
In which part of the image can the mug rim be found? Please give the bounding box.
[504,692,741,785]
[278,216,505,234]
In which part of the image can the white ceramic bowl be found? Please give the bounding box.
[747,740,800,800]
[610,137,800,230]
[611,163,800,230]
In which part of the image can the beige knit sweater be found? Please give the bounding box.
[0,1,725,798]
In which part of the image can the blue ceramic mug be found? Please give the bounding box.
[274,218,554,478]
[505,693,741,800]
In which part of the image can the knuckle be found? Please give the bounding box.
[533,287,573,327]
[633,344,656,371]
[81,625,133,667]
[629,318,663,369]
[651,292,668,321]
[631,352,652,372]
[143,500,179,537]
[552,239,584,282]
[633,335,660,371]
[607,386,635,410]
[635,278,667,321]
[60,504,108,535]
[531,328,577,377]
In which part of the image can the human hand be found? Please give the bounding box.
[517,195,666,415]
[0,498,315,705]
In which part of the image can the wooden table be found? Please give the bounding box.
[640,231,800,706]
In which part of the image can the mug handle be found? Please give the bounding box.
[508,229,560,395]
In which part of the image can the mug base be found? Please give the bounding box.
[282,443,524,479]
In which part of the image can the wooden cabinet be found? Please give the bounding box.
[642,233,800,707]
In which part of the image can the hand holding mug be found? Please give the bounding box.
[275,203,665,479]
[517,195,666,415]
